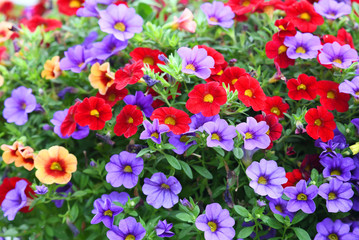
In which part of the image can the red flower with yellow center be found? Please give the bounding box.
[89,62,115,95]
[114,105,143,138]
[305,106,336,142]
[114,60,144,90]
[274,18,296,39]
[263,96,289,118]
[219,66,249,92]
[316,80,350,112]
[57,0,84,16]
[130,47,166,73]
[265,34,295,69]
[287,73,317,100]
[150,107,191,135]
[34,146,77,184]
[96,84,128,107]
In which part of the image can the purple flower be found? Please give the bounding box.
[140,119,169,144]
[200,1,235,28]
[59,45,93,73]
[91,34,128,60]
[314,0,351,19]
[320,153,355,181]
[34,185,48,195]
[1,180,28,221]
[167,132,196,154]
[142,172,182,209]
[352,118,359,135]
[77,0,99,17]
[107,217,146,240]
[284,180,318,214]
[203,119,237,151]
[339,76,359,99]
[124,91,154,118]
[236,117,271,150]
[91,198,123,228]
[105,151,144,189]
[3,86,37,125]
[319,178,354,213]
[156,220,175,238]
[267,197,294,220]
[177,45,215,79]
[284,31,322,59]
[318,140,339,158]
[91,192,130,215]
[314,218,355,240]
[98,4,143,41]
[58,87,77,99]
[53,182,73,208]
[195,203,235,240]
[351,154,359,180]
[318,42,358,69]
[180,198,193,209]
[189,113,220,132]
[246,159,287,198]
[82,31,98,49]
[143,75,160,87]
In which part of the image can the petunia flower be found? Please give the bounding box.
[265,34,295,69]
[34,185,48,195]
[267,197,294,220]
[96,84,128,107]
[59,45,93,73]
[318,140,339,158]
[1,141,24,165]
[124,91,154,118]
[156,220,175,238]
[254,114,283,149]
[200,1,235,28]
[286,74,317,100]
[21,16,62,32]
[282,169,305,188]
[167,132,196,155]
[114,60,144,90]
[305,106,336,142]
[314,218,355,240]
[14,145,35,171]
[140,119,169,144]
[107,217,146,240]
[1,180,28,221]
[263,96,289,119]
[88,62,115,95]
[314,0,351,20]
[76,0,98,17]
[323,28,355,49]
[284,31,322,60]
[274,18,296,39]
[91,34,128,61]
[150,107,191,135]
[203,119,237,151]
[114,105,143,138]
[219,66,249,92]
[57,0,84,16]
[91,198,123,228]
[130,47,166,73]
[60,102,80,137]
[318,42,358,69]
[41,56,62,79]
[339,76,359,99]
[316,80,350,112]
[53,182,73,208]
[320,153,355,181]
[236,117,271,150]
[189,113,220,133]
[198,45,227,77]
[172,8,197,33]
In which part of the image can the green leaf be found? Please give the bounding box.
[273,214,285,223]
[72,190,88,198]
[192,165,213,179]
[69,204,79,222]
[176,213,194,223]
[233,147,244,159]
[310,169,319,183]
[291,211,307,225]
[137,147,152,157]
[179,160,193,179]
[186,145,198,156]
[237,226,255,238]
[213,146,225,157]
[165,154,182,170]
[234,205,250,217]
[264,218,283,229]
[292,227,311,240]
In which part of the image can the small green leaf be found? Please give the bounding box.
[234,205,250,217]
[192,165,213,179]
[273,214,285,223]
[69,204,79,222]
[165,154,182,170]
[291,211,307,225]
[233,147,244,159]
[213,146,225,157]
[176,213,193,223]
[264,218,283,229]
[179,160,193,179]
[292,227,311,240]
[237,226,255,238]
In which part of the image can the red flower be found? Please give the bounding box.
[316,80,350,112]
[129,47,166,73]
[150,107,191,135]
[323,28,355,49]
[305,106,336,142]
[282,169,304,188]
[0,1,14,18]
[285,1,324,33]
[198,45,226,76]
[219,66,249,92]
[0,177,35,213]
[96,84,128,107]
[274,19,296,39]
[61,102,80,137]
[57,0,84,16]
[235,75,266,111]
[114,61,144,90]
[186,82,227,117]
[114,105,143,138]
[263,96,289,118]
[254,114,283,141]
[287,74,317,100]
[265,34,295,68]
[300,154,323,179]
[228,0,260,16]
[20,16,62,32]
[74,97,113,130]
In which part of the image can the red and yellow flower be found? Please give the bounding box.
[150,107,191,135]
[114,105,143,138]
[89,62,115,95]
[41,56,62,80]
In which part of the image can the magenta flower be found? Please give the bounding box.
[318,42,358,69]
[107,217,146,240]
[284,32,322,59]
[236,117,271,150]
[284,180,318,214]
[200,1,235,28]
[140,119,169,144]
[203,119,237,151]
[1,180,28,221]
[314,0,351,20]
[339,76,359,99]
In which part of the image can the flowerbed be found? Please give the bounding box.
[1,0,359,239]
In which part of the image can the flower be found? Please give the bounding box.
[96,84,128,107]
[323,28,355,48]
[286,74,317,100]
[314,0,351,20]
[142,172,182,209]
[172,8,197,33]
[150,107,191,135]
[320,153,355,181]
[114,105,143,138]
[200,1,235,28]
[53,182,73,208]
[0,22,14,43]
[76,0,98,17]
[186,82,227,117]
[107,217,146,240]
[219,66,249,92]
[318,140,339,158]
[3,86,37,125]
[124,91,154,118]
[34,146,77,184]
[265,34,295,69]
[98,4,143,41]
[1,141,24,165]
[203,119,237,151]
[195,203,235,240]
[1,180,28,221]
[264,96,289,119]
[91,198,123,228]
[15,146,35,171]
[254,114,283,143]
[130,47,166,73]
[58,0,84,16]
[59,45,93,73]
[34,185,48,195]
[91,34,128,61]
[267,197,294,220]
[246,159,287,198]
[339,76,359,99]
[318,42,358,69]
[282,169,305,188]
[305,106,336,142]
[89,62,115,95]
[189,113,220,132]
[284,179,318,214]
[316,80,350,112]
[284,32,322,59]
[91,192,130,211]
[198,45,227,77]
[41,56,62,79]
[156,220,175,238]
[140,119,169,144]
[300,154,323,179]
[105,151,144,189]
[228,0,258,17]
[74,97,113,131]
[167,132,196,154]
[236,117,271,150]
[274,18,296,39]
[318,178,354,213]
[114,60,144,90]
[177,45,215,79]
[21,16,62,32]
[352,118,359,135]
[314,218,355,240]
[60,102,80,137]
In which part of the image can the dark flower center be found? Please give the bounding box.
[151,132,159,139]
[185,64,196,71]
[211,133,221,141]
[299,12,311,21]
[330,169,341,176]
[203,94,214,103]
[275,205,283,213]
[90,109,100,118]
[164,116,176,126]
[114,22,126,32]
[180,135,190,142]
[50,162,63,171]
[270,107,280,116]
[245,132,253,140]
[297,84,306,90]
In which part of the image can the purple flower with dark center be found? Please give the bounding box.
[200,1,235,28]
[284,32,322,59]
[34,185,48,195]
[98,4,143,41]
[140,119,169,144]
[318,42,358,69]
[320,153,355,181]
[105,151,144,189]
[142,172,182,209]
[124,91,154,118]
[284,179,318,214]
[107,217,146,240]
[156,220,175,238]
[167,132,196,155]
[53,182,73,208]
[91,192,130,215]
[267,197,294,220]
[352,118,359,135]
[1,180,28,221]
[59,45,94,73]
[195,203,235,240]
[77,0,99,17]
[177,45,215,79]
[318,140,339,158]
[91,34,128,60]
[203,119,237,151]
[236,117,271,150]
[189,113,220,132]
[246,159,287,199]
[91,198,123,228]
[314,0,351,20]
[314,218,355,240]
[318,178,354,213]
[3,86,37,125]
[339,76,359,99]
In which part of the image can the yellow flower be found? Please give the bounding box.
[350,142,359,155]
[89,62,114,95]
[41,56,62,80]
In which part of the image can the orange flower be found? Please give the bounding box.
[15,146,36,171]
[34,146,77,184]
[0,21,14,43]
[89,62,115,95]
[1,141,23,164]
[172,8,197,33]
[41,56,62,79]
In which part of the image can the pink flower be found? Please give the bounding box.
[172,8,196,33]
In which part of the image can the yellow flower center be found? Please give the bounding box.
[328,233,338,240]
[69,0,81,8]
[231,78,238,85]
[271,107,280,116]
[209,17,218,22]
[275,205,283,213]
[217,70,223,76]
[244,89,253,98]
[328,192,337,200]
[207,221,217,232]
[90,109,100,118]
[128,117,134,124]
[266,129,270,135]
[143,56,154,65]
[242,0,250,6]
[104,210,113,217]
[278,45,287,54]
[114,22,126,32]
[356,91,359,96]
[161,183,170,189]
[21,103,27,110]
[180,135,190,143]
[108,93,116,102]
[78,62,84,67]
[296,47,306,54]
[185,64,196,71]
[151,132,159,139]
[203,94,214,103]
[314,119,322,126]
[299,12,311,21]
[245,132,253,139]
[211,133,221,141]
[50,162,63,171]
[297,84,307,90]
[125,235,136,240]
[333,59,342,64]
[258,176,267,184]
[330,169,341,176]
[327,91,335,99]
[297,193,307,201]
[164,116,176,125]
[278,25,286,30]
[124,165,132,173]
